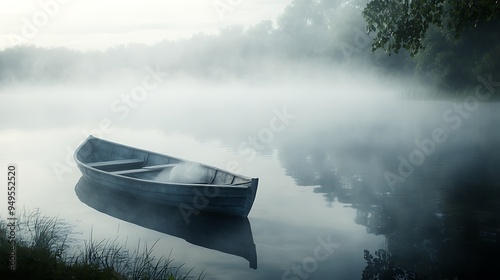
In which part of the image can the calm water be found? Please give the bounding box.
[1,80,499,279]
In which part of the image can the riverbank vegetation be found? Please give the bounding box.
[0,210,200,280]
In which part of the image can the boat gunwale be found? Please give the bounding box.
[74,135,257,189]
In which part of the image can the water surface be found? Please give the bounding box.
[1,81,499,279]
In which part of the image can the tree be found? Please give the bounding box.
[362,0,500,55]
[362,249,426,280]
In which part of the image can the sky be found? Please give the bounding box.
[0,0,291,51]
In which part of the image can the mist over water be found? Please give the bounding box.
[1,1,500,279]
[155,163,210,184]
[2,69,498,278]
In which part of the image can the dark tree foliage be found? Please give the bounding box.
[414,19,500,90]
[362,249,427,280]
[363,0,500,55]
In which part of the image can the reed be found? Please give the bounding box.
[0,210,203,280]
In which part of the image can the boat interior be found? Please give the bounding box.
[78,138,249,185]
[88,159,249,185]
[87,159,209,183]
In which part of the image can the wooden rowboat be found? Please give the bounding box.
[74,135,258,217]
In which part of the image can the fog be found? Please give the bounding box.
[0,0,430,138]
[156,163,211,183]
[2,1,499,279]
[0,0,493,213]
[0,0,419,85]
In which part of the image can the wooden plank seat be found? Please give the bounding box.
[88,159,144,171]
[112,164,177,175]
[143,164,177,170]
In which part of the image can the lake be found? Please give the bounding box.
[1,77,499,279]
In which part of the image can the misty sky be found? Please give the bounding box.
[0,0,291,51]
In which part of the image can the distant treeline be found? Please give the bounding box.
[0,0,498,93]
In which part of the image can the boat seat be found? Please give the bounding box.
[88,159,144,171]
[112,168,153,175]
[112,164,178,175]
[143,164,177,170]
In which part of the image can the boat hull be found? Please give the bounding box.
[74,136,258,217]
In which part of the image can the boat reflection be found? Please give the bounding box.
[75,177,257,269]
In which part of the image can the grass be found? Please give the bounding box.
[0,210,203,280]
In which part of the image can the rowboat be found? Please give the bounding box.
[74,135,259,217]
[75,177,257,269]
